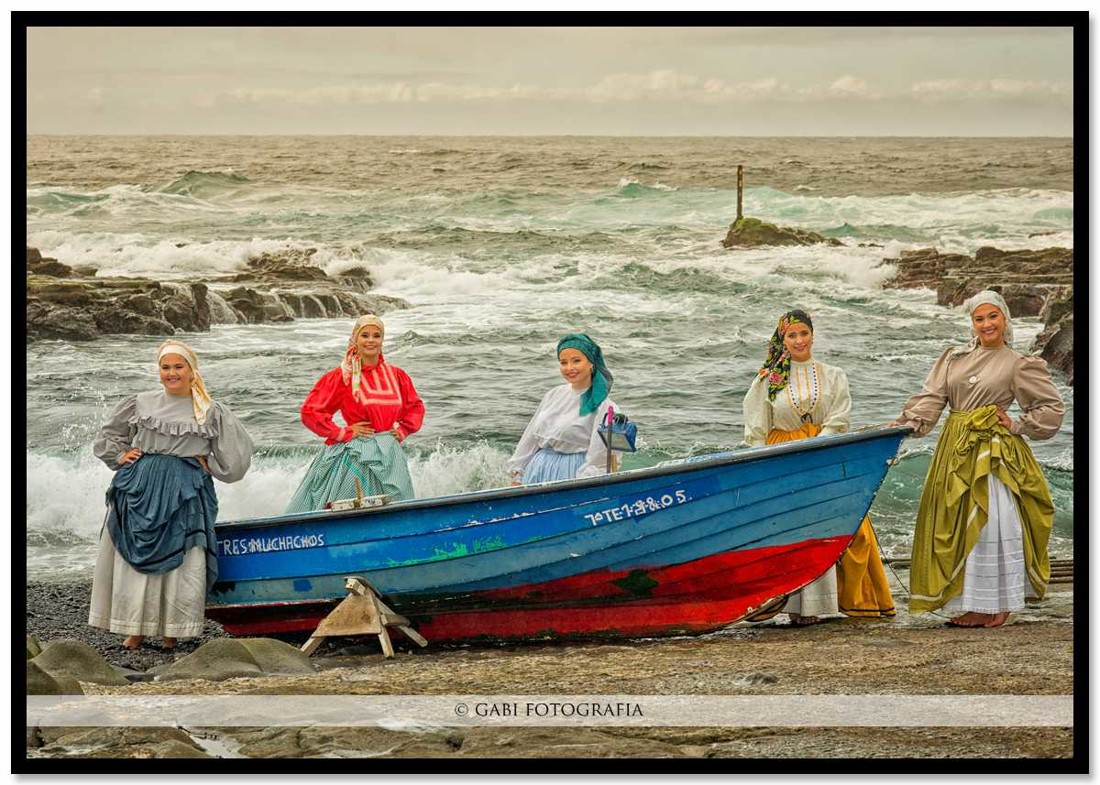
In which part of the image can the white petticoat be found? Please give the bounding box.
[943,473,1031,615]
[783,566,839,617]
[87,526,207,638]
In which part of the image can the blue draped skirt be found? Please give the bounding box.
[104,453,219,593]
[522,448,585,484]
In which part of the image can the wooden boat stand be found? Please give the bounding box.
[300,576,428,658]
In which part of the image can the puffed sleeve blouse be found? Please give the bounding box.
[92,390,254,482]
[506,384,615,480]
[742,359,852,448]
[896,345,1065,440]
[300,362,425,446]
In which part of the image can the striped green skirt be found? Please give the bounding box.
[284,432,415,514]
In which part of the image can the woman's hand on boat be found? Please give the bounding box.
[118,448,143,465]
[347,421,376,438]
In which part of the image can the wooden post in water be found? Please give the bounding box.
[736,165,744,223]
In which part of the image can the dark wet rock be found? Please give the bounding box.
[35,726,209,758]
[221,286,295,324]
[721,217,843,249]
[26,277,212,342]
[26,245,406,342]
[233,248,330,283]
[1033,313,1073,386]
[27,725,43,749]
[34,640,131,686]
[881,246,1072,315]
[154,637,316,682]
[27,247,74,278]
[31,259,75,278]
[880,245,1074,383]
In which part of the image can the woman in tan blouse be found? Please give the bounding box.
[895,290,1064,628]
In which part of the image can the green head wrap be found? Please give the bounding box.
[556,333,613,416]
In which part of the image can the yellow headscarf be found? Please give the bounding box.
[157,340,213,425]
[340,315,386,405]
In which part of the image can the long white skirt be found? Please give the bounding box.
[943,474,1030,615]
[783,566,839,617]
[87,526,207,638]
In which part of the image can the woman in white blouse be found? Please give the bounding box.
[742,309,895,625]
[89,340,253,650]
[507,333,616,485]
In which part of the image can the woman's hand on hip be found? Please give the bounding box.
[347,421,376,438]
[995,406,1012,429]
[119,448,143,465]
[197,455,211,474]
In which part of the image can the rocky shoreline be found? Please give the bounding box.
[25,576,1074,760]
[25,246,409,343]
[28,241,1074,387]
[878,245,1073,384]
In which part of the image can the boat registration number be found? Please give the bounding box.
[583,490,689,526]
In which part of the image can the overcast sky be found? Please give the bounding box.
[24,25,1075,136]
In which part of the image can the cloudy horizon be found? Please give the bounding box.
[24,25,1076,137]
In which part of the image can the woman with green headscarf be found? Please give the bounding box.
[507,333,617,485]
[894,290,1065,628]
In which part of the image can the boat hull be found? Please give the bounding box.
[207,427,907,642]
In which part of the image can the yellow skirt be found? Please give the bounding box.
[766,423,896,618]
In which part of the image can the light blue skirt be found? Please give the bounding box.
[522,448,585,484]
[285,432,415,513]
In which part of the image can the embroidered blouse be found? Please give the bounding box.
[742,359,852,447]
[896,345,1065,440]
[506,384,616,480]
[92,390,254,483]
[300,362,425,446]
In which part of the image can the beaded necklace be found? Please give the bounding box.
[786,361,820,424]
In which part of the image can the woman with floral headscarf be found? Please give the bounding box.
[742,309,895,626]
[285,314,425,513]
[89,339,253,650]
[894,290,1064,628]
[507,333,617,485]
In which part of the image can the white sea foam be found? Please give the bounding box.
[24,234,322,279]
[25,441,518,576]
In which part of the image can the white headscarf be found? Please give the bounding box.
[157,340,213,424]
[954,289,1014,357]
[340,314,386,405]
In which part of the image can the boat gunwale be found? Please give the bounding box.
[214,425,911,533]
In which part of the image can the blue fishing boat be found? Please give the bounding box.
[206,426,908,642]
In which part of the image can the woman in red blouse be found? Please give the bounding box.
[285,314,425,512]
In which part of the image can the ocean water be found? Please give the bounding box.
[24,136,1075,579]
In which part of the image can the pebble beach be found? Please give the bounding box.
[25,573,1075,761]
